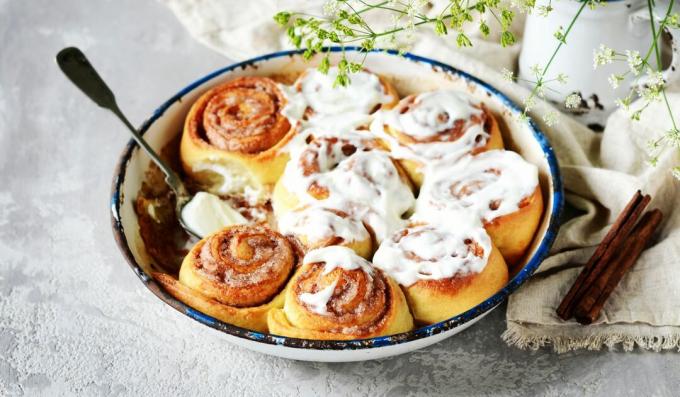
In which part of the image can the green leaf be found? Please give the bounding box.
[500,31,516,47]
[434,19,448,36]
[349,62,362,73]
[456,33,472,47]
[479,21,490,37]
[319,54,330,74]
[273,11,291,26]
[501,9,514,29]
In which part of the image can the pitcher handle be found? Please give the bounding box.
[630,5,680,86]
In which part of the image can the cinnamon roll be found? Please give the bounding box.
[272,132,415,242]
[372,220,508,324]
[282,67,399,126]
[154,225,297,332]
[267,246,413,339]
[415,150,543,265]
[373,90,504,187]
[277,206,373,259]
[180,77,296,202]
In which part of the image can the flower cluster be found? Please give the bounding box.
[273,0,519,87]
[274,0,679,178]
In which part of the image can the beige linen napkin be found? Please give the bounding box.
[161,0,680,352]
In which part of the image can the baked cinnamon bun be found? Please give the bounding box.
[282,67,399,126]
[372,220,508,324]
[277,206,373,259]
[373,90,504,187]
[272,132,415,242]
[154,225,297,332]
[267,246,413,339]
[415,150,543,265]
[180,77,296,202]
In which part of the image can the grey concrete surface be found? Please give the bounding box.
[0,0,678,395]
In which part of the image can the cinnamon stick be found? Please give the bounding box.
[574,209,663,324]
[556,191,650,320]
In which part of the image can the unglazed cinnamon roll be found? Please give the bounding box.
[372,220,508,324]
[277,206,373,259]
[272,132,415,242]
[153,225,297,332]
[415,150,543,265]
[180,77,296,202]
[267,246,413,339]
[281,67,399,126]
[373,90,504,187]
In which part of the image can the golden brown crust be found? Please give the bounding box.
[181,225,295,307]
[153,225,298,332]
[187,77,292,154]
[404,245,509,324]
[267,263,413,339]
[484,185,544,267]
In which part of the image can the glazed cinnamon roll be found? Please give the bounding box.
[267,246,413,339]
[154,225,297,332]
[277,206,373,259]
[373,90,504,186]
[282,67,399,125]
[180,77,296,202]
[372,220,508,324]
[415,150,543,265]
[272,132,415,242]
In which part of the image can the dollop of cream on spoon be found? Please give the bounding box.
[180,191,247,238]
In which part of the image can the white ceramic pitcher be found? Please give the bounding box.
[519,0,680,127]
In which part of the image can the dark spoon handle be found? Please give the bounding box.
[56,47,187,199]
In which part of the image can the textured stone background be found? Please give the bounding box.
[1,0,679,395]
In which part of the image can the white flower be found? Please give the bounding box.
[565,93,582,109]
[501,68,514,82]
[615,97,631,110]
[625,50,643,75]
[322,0,340,17]
[542,111,558,126]
[608,74,624,89]
[672,167,680,180]
[524,95,537,111]
[636,69,664,102]
[556,73,568,84]
[538,5,553,17]
[593,44,615,69]
[668,128,680,148]
[530,64,542,78]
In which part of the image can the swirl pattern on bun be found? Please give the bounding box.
[154,225,296,332]
[180,76,296,201]
[373,90,504,186]
[373,220,508,324]
[267,246,413,339]
[415,150,543,264]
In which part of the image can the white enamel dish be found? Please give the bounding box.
[111,48,563,362]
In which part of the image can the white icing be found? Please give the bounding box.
[281,67,392,121]
[415,150,539,223]
[280,135,415,242]
[298,279,338,315]
[303,246,374,275]
[385,90,481,138]
[277,206,369,246]
[191,161,265,202]
[372,220,492,287]
[371,90,489,162]
[180,192,247,238]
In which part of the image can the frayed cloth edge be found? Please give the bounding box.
[502,322,680,353]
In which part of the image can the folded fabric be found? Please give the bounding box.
[162,0,680,352]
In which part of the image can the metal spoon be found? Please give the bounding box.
[56,47,200,239]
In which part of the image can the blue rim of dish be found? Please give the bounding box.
[111,47,564,350]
